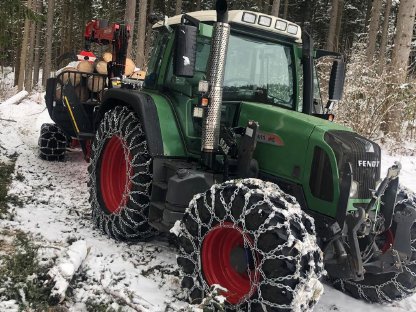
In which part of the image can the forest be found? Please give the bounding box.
[0,0,416,146]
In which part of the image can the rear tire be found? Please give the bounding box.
[88,106,155,241]
[332,187,416,303]
[177,179,324,311]
[38,123,68,161]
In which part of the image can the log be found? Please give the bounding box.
[48,241,89,305]
[75,85,90,102]
[87,76,105,92]
[102,52,112,63]
[61,67,80,86]
[55,86,62,100]
[95,60,108,75]
[130,70,146,80]
[1,90,29,105]
[125,58,135,76]
[77,60,94,74]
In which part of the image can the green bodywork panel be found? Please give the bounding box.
[141,91,186,157]
[238,102,352,217]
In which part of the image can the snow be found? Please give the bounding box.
[0,91,416,311]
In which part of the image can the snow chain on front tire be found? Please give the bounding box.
[332,186,416,303]
[177,179,325,311]
[88,106,156,241]
[38,123,68,161]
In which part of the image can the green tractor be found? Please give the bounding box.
[42,0,416,310]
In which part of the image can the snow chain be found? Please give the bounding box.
[89,106,155,240]
[177,179,325,311]
[38,123,68,161]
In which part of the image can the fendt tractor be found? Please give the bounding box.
[39,0,416,310]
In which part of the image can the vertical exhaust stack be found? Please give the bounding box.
[201,0,230,166]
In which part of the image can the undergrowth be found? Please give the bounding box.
[0,231,54,311]
[0,159,16,219]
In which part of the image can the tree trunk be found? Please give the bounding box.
[125,0,137,58]
[366,0,383,62]
[145,0,155,59]
[271,0,280,17]
[257,0,263,13]
[43,0,55,86]
[283,0,289,19]
[14,42,21,87]
[33,0,43,88]
[196,0,201,11]
[18,1,31,91]
[387,0,416,134]
[136,0,148,69]
[391,0,416,81]
[25,0,36,92]
[378,0,392,73]
[175,0,182,15]
[365,0,373,29]
[326,0,339,51]
[334,0,344,52]
[60,0,68,56]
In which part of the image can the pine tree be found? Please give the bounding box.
[43,0,55,87]
[125,0,137,58]
[366,0,382,62]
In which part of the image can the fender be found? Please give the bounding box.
[98,88,185,157]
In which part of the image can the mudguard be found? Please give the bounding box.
[98,89,185,157]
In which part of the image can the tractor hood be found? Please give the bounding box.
[238,102,349,182]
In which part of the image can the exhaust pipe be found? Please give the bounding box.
[201,0,230,165]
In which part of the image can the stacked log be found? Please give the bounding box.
[55,52,141,102]
[125,58,135,76]
[95,61,108,75]
[87,76,105,93]
[102,52,112,63]
[77,60,94,74]
[61,67,81,86]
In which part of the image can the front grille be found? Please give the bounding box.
[325,131,381,199]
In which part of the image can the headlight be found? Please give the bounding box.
[350,180,359,198]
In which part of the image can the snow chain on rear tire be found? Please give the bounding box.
[38,123,68,161]
[88,106,156,241]
[332,187,416,303]
[177,179,325,311]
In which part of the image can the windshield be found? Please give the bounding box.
[223,33,295,108]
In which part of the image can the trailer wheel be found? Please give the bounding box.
[332,187,416,303]
[177,179,324,311]
[88,106,155,241]
[38,123,68,161]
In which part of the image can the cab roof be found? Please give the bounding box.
[153,10,302,42]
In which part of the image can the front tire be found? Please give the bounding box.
[177,179,324,311]
[332,187,416,303]
[88,106,155,241]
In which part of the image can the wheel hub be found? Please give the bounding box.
[100,136,131,214]
[201,222,260,305]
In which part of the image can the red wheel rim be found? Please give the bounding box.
[381,229,395,253]
[100,136,131,214]
[201,222,260,305]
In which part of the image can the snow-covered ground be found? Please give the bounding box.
[0,92,415,311]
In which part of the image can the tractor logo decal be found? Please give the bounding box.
[358,160,380,168]
[257,131,284,146]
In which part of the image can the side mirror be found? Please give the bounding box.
[328,59,345,101]
[173,24,197,78]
